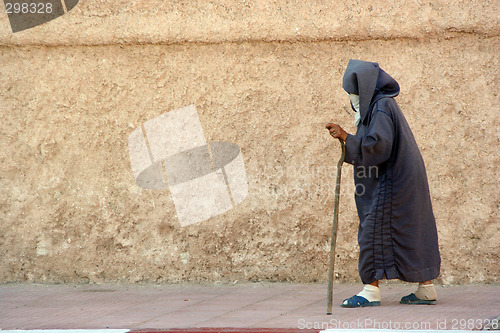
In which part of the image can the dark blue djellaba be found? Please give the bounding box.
[342,59,441,284]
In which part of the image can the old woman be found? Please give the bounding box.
[326,59,441,307]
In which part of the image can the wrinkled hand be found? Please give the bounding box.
[326,123,348,141]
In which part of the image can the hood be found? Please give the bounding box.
[342,59,400,125]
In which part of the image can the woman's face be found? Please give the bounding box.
[349,93,360,113]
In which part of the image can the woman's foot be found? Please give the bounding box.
[401,282,437,305]
[341,284,381,308]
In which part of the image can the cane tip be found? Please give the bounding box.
[327,312,332,315]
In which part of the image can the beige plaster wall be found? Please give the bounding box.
[0,0,498,284]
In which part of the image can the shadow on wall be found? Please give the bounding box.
[3,0,79,33]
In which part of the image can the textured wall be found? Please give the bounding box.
[0,0,498,45]
[0,0,499,284]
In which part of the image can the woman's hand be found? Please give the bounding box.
[326,123,348,141]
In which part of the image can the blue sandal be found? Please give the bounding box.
[400,293,437,305]
[340,295,381,308]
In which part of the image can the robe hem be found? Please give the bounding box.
[361,267,440,284]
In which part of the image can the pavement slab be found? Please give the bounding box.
[0,283,499,331]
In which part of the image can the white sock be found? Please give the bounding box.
[414,283,437,300]
[357,284,381,302]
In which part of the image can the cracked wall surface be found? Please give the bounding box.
[0,1,499,284]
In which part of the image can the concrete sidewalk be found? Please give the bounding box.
[0,283,498,331]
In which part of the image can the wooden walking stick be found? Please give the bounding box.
[326,138,346,315]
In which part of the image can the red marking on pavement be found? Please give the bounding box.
[130,329,321,333]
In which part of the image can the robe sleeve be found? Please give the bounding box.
[344,110,394,166]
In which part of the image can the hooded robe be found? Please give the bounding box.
[342,59,440,284]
